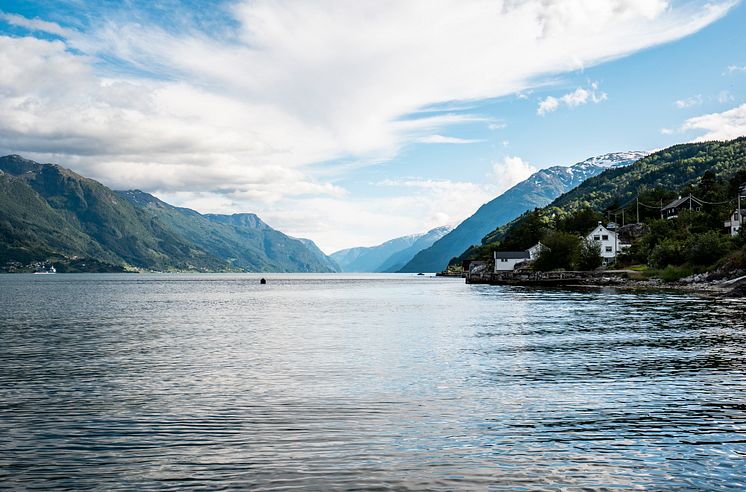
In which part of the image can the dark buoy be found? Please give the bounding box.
[260,278,267,284]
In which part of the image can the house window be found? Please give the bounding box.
[602,235,609,241]
[593,235,600,241]
[605,246,612,252]
[501,258,508,262]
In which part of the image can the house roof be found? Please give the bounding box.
[662,195,704,210]
[494,251,530,259]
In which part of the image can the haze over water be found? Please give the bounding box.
[1,274,745,490]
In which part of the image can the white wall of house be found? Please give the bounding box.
[725,210,743,236]
[586,224,622,259]
[494,257,527,271]
[527,243,543,260]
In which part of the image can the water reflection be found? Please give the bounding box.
[1,274,745,490]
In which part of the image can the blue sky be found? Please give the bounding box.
[1,0,745,252]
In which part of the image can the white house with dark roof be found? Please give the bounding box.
[586,222,629,260]
[493,243,543,272]
[494,251,530,271]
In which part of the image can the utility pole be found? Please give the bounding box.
[636,196,640,224]
[689,193,692,211]
[622,208,625,227]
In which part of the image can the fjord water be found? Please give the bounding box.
[1,274,745,490]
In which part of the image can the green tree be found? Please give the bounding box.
[577,239,603,271]
[534,231,580,271]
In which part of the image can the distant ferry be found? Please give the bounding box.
[33,265,56,275]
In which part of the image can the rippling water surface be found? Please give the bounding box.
[1,273,746,490]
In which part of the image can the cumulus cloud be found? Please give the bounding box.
[537,82,608,115]
[0,0,737,247]
[492,156,538,193]
[682,103,746,142]
[537,96,561,116]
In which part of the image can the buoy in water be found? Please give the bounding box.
[260,278,267,284]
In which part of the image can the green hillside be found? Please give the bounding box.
[458,138,746,276]
[118,191,339,272]
[0,155,339,273]
[0,170,114,265]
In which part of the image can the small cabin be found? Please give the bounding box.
[724,208,745,236]
[662,195,703,219]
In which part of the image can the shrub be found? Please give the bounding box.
[660,264,693,283]
[577,239,603,271]
[719,248,746,271]
[648,238,685,268]
[686,231,731,267]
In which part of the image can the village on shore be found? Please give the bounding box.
[461,192,746,296]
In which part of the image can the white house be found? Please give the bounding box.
[494,251,530,271]
[724,209,745,236]
[493,243,543,272]
[586,222,629,260]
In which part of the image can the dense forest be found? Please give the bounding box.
[451,138,746,280]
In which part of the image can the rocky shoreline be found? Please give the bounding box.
[466,269,746,297]
[571,274,746,297]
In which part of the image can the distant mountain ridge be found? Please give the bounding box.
[331,226,451,272]
[0,155,338,272]
[398,151,649,273]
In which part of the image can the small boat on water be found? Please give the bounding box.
[33,265,56,275]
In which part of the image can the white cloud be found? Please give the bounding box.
[537,81,608,115]
[0,13,73,38]
[492,156,538,193]
[0,0,737,248]
[537,96,561,116]
[416,135,482,144]
[660,127,675,135]
[675,95,703,109]
[682,103,746,142]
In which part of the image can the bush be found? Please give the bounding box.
[720,247,746,271]
[686,231,731,267]
[648,238,685,268]
[577,239,603,271]
[660,264,693,283]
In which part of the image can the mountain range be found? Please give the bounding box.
[0,155,339,273]
[397,151,649,272]
[331,226,451,272]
